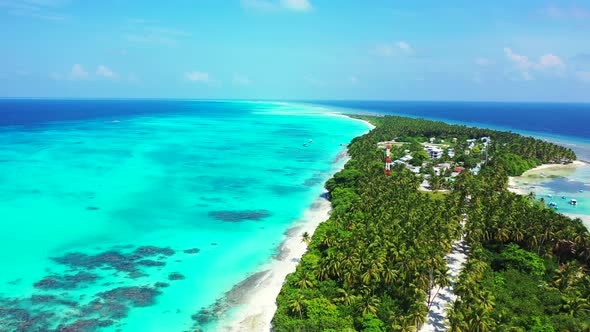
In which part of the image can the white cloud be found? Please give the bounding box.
[281,0,312,12]
[504,48,565,80]
[475,57,494,66]
[0,0,68,20]
[69,64,89,80]
[241,0,312,12]
[96,65,117,79]
[233,74,253,86]
[504,48,533,69]
[375,41,413,57]
[185,71,210,82]
[396,41,413,53]
[348,76,358,84]
[538,54,564,69]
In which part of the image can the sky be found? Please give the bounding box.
[0,0,589,102]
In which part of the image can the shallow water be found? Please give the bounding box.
[512,164,590,229]
[0,100,369,331]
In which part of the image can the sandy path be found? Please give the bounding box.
[420,218,469,332]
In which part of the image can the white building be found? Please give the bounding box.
[425,146,444,159]
[447,148,455,158]
[408,165,421,173]
[437,163,452,169]
[400,155,413,162]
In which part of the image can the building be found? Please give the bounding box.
[400,155,413,162]
[447,148,455,158]
[438,163,452,169]
[407,165,421,173]
[425,146,444,159]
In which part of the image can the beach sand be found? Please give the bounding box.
[220,195,333,332]
[326,112,376,130]
[222,116,374,331]
[419,217,468,332]
[508,160,590,229]
[508,160,587,195]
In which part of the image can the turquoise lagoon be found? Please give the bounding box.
[0,100,370,331]
[524,166,590,229]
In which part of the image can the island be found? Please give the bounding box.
[272,115,590,331]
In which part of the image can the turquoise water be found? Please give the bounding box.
[0,101,370,331]
[525,167,590,228]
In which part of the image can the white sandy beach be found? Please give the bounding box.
[508,160,590,230]
[508,160,587,195]
[221,115,374,331]
[221,194,334,331]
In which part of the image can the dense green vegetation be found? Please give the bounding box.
[272,115,589,331]
[448,162,590,331]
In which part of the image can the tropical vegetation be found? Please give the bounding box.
[272,115,589,331]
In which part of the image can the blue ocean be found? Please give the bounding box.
[1,99,590,331]
[0,100,370,331]
[311,100,590,140]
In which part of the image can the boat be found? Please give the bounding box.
[570,199,577,206]
[547,194,553,198]
[562,196,567,199]
[302,143,307,147]
[549,202,558,209]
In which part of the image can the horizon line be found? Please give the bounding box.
[1,97,589,105]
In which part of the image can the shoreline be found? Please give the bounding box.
[221,193,335,331]
[507,160,587,195]
[508,160,590,229]
[222,115,374,331]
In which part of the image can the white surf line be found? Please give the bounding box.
[419,217,469,332]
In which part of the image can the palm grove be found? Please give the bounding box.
[272,116,590,331]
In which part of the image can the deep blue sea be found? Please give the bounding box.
[310,100,590,140]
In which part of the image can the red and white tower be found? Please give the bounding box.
[385,142,392,176]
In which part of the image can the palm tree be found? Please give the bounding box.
[301,231,311,246]
[288,294,306,319]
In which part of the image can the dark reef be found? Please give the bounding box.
[0,244,181,331]
[34,272,99,290]
[168,272,186,281]
[208,210,271,222]
[183,248,200,254]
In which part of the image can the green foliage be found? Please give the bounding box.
[360,314,386,331]
[410,150,428,166]
[493,243,545,276]
[494,152,540,176]
[274,115,589,332]
[305,297,355,331]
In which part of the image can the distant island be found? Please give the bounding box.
[272,115,590,331]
